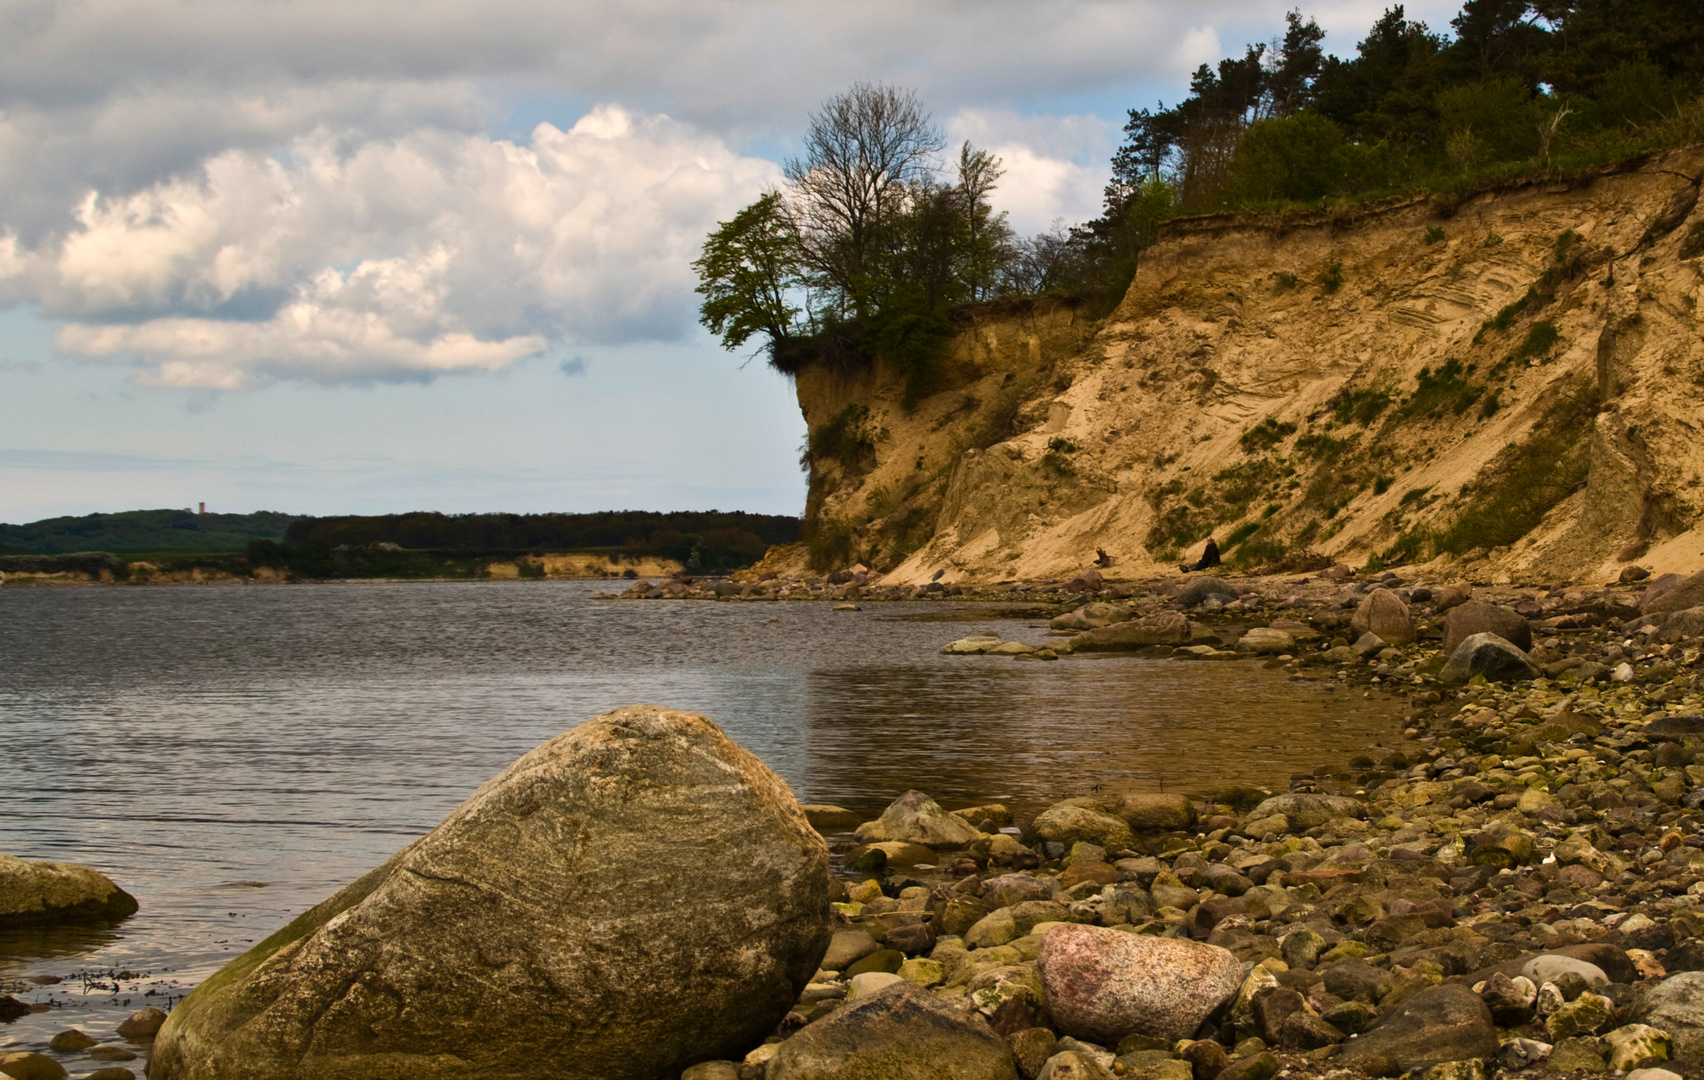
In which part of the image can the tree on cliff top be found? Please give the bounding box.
[694,83,1024,399]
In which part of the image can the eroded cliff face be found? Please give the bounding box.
[792,146,1704,587]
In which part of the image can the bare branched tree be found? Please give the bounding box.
[784,82,944,317]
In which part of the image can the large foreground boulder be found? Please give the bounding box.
[854,790,982,848]
[1442,600,1532,654]
[1037,925,1243,1043]
[767,981,1018,1080]
[1334,984,1498,1076]
[0,855,137,925]
[1440,633,1539,684]
[151,705,831,1080]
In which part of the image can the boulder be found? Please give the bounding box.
[1245,794,1365,830]
[0,1054,67,1080]
[855,791,983,849]
[1631,971,1704,1062]
[1351,588,1416,645]
[150,706,831,1080]
[1036,924,1243,1043]
[1064,613,1192,652]
[1334,984,1498,1077]
[1051,603,1133,631]
[116,1008,166,1040]
[766,981,1019,1080]
[802,806,862,833]
[1236,628,1294,655]
[1177,578,1238,609]
[1442,600,1532,654]
[1659,606,1704,644]
[1645,571,1704,616]
[1118,794,1196,833]
[823,930,882,971]
[945,635,1007,655]
[1439,633,1539,684]
[0,855,138,925]
[1032,805,1136,851]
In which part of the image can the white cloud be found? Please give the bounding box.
[948,110,1117,236]
[6,106,778,388]
[0,0,1477,392]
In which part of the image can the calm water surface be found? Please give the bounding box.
[0,581,1402,1059]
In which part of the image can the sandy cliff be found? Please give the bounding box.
[792,146,1704,587]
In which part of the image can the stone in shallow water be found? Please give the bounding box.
[0,855,138,926]
[854,790,983,849]
[150,705,831,1080]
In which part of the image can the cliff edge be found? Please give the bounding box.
[789,146,1704,587]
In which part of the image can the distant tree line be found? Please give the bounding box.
[271,510,800,573]
[697,2,1704,397]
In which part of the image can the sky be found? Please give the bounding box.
[0,0,1466,523]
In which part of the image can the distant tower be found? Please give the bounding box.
[199,502,206,515]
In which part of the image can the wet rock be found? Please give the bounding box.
[1035,1051,1113,1080]
[47,1030,96,1052]
[1545,993,1615,1041]
[851,840,934,867]
[1605,1024,1672,1071]
[0,855,138,926]
[1546,1036,1607,1072]
[151,706,831,1080]
[849,971,907,998]
[846,949,904,977]
[1119,794,1196,832]
[680,1064,740,1080]
[1051,603,1132,631]
[1645,570,1704,616]
[1442,600,1533,653]
[802,805,862,832]
[855,791,983,848]
[0,1056,67,1080]
[85,1047,137,1062]
[1335,984,1498,1077]
[1523,955,1609,990]
[1179,1039,1229,1080]
[1498,1038,1552,1070]
[1009,1029,1058,1080]
[1279,1009,1344,1049]
[1658,606,1704,643]
[1352,588,1416,645]
[1065,613,1193,651]
[1477,972,1537,1026]
[945,635,1007,655]
[1245,794,1365,830]
[767,981,1019,1080]
[1215,1051,1278,1080]
[824,930,882,970]
[1037,924,1243,1043]
[1178,578,1238,609]
[1440,633,1539,683]
[1633,972,1704,1061]
[116,1008,166,1041]
[1236,628,1294,655]
[85,1070,135,1080]
[1032,805,1136,851]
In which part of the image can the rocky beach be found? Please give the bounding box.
[6,563,1704,1079]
